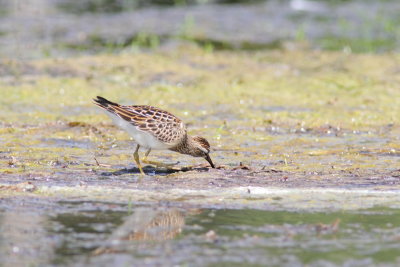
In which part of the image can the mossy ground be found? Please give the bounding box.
[0,46,399,191]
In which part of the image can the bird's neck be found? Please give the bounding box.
[169,134,195,156]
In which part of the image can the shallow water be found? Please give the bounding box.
[2,200,399,266]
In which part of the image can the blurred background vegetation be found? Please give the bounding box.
[0,0,399,59]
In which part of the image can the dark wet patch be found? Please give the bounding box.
[99,165,212,176]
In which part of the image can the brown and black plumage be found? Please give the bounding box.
[93,96,215,174]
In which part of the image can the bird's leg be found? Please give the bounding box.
[141,148,178,168]
[133,144,145,175]
[142,148,151,163]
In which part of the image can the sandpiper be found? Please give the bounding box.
[93,96,215,174]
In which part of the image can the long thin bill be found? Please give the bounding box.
[205,154,215,168]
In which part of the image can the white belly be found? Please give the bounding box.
[106,112,170,150]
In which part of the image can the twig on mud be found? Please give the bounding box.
[231,162,252,171]
[215,165,228,170]
[94,157,111,167]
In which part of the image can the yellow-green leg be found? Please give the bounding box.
[142,148,178,168]
[133,144,145,175]
[142,148,151,163]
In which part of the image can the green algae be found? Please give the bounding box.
[0,47,399,187]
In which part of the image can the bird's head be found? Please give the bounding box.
[191,136,215,168]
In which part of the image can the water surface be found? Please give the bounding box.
[3,200,398,266]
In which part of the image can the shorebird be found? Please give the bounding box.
[93,96,215,174]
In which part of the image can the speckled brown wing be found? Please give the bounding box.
[119,105,186,145]
[94,96,186,145]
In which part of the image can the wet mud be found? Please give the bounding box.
[1,48,399,190]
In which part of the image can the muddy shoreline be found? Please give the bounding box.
[1,47,400,265]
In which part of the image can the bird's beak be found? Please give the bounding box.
[205,154,215,168]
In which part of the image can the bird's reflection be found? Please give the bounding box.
[121,209,185,241]
[93,208,199,255]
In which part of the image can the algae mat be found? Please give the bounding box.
[1,48,400,266]
[1,48,399,193]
